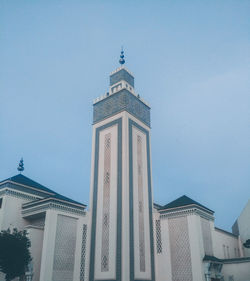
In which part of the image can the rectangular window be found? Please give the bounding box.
[223,245,226,258]
[0,198,2,208]
[227,246,230,258]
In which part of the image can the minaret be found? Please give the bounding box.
[88,51,155,281]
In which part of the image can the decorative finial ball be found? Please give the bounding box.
[119,50,125,65]
[17,158,24,173]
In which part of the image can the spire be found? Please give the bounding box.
[17,158,24,173]
[119,47,125,65]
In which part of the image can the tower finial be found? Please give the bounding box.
[17,158,24,173]
[119,47,125,65]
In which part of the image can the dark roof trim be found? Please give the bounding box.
[203,255,250,264]
[159,195,214,214]
[159,204,214,215]
[22,197,86,210]
[153,203,162,210]
[203,255,222,263]
[0,174,86,207]
[222,257,250,264]
[0,175,55,195]
[0,181,54,197]
[215,227,238,238]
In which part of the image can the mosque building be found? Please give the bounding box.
[0,52,249,281]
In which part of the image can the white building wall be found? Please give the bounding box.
[121,113,130,281]
[0,191,33,230]
[188,214,206,281]
[132,125,152,279]
[26,226,44,281]
[94,124,118,279]
[222,262,250,281]
[39,208,88,281]
[154,212,172,281]
[39,209,58,281]
[212,228,240,259]
[237,200,250,257]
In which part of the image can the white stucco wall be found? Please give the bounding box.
[222,261,250,281]
[0,191,32,231]
[94,124,118,279]
[237,200,250,257]
[212,227,239,259]
[154,212,172,281]
[39,208,88,281]
[188,214,206,281]
[39,209,58,281]
[26,226,44,281]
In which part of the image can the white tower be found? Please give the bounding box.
[88,52,155,281]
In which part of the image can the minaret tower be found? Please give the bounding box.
[88,51,155,281]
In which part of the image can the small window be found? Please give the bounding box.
[0,198,2,208]
[223,245,226,258]
[227,246,230,258]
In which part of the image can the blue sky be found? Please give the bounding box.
[1,0,249,231]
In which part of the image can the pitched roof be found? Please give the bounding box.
[159,195,214,213]
[0,174,86,207]
[0,174,56,194]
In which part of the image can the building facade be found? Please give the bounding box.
[0,59,249,281]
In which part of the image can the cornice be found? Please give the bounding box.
[23,197,86,210]
[0,180,54,196]
[22,201,86,217]
[159,207,214,221]
[0,188,40,201]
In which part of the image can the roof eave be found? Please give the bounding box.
[159,204,214,215]
[22,197,86,210]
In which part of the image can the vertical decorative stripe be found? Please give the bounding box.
[89,118,122,281]
[129,119,155,281]
[80,224,87,281]
[137,135,146,271]
[53,215,77,281]
[168,216,193,281]
[101,134,111,271]
[155,220,162,254]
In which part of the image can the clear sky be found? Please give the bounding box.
[1,0,249,231]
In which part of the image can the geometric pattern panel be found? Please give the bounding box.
[168,216,193,281]
[101,133,111,272]
[201,217,213,256]
[52,215,78,281]
[93,90,150,126]
[137,135,146,272]
[155,219,162,254]
[80,224,87,281]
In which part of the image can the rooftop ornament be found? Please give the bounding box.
[119,47,125,65]
[17,158,24,173]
